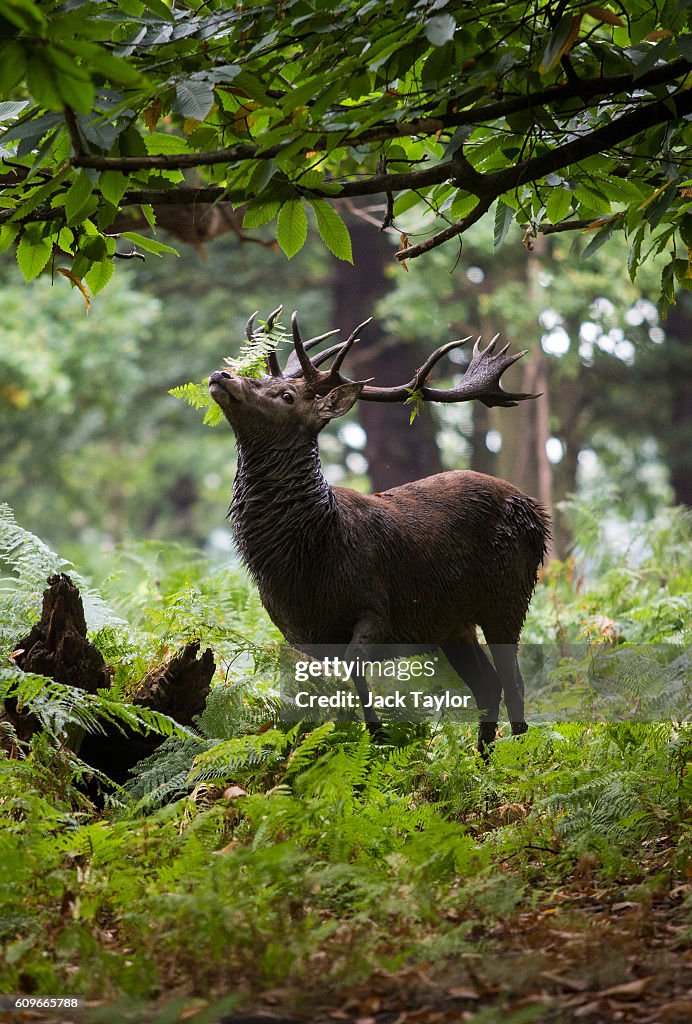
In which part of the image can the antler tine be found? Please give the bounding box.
[429,339,536,407]
[246,311,259,342]
[283,328,341,377]
[302,329,341,352]
[265,305,283,333]
[412,336,472,388]
[284,341,350,378]
[311,341,350,371]
[288,312,345,379]
[291,311,321,380]
[267,350,283,377]
[331,317,372,374]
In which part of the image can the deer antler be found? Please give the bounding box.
[247,309,537,407]
[282,313,372,392]
[357,335,538,408]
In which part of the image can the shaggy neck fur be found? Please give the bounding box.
[229,428,336,584]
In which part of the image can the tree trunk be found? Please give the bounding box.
[504,241,555,560]
[3,575,215,791]
[659,293,692,506]
[332,209,444,490]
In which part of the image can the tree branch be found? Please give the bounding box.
[486,88,692,195]
[69,60,690,174]
[395,89,692,261]
[63,107,85,159]
[5,84,691,258]
[395,195,493,261]
[531,218,608,234]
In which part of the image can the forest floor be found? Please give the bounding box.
[12,872,690,1024]
[199,856,691,1024]
[266,881,692,1024]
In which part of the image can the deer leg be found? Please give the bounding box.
[444,642,502,756]
[346,619,383,735]
[488,642,528,736]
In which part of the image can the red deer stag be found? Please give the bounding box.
[208,308,550,752]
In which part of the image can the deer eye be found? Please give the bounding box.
[281,392,295,404]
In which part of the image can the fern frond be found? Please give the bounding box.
[0,504,126,637]
[224,316,289,378]
[283,722,336,779]
[188,731,290,784]
[0,666,197,745]
[168,381,224,427]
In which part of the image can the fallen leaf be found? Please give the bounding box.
[574,1000,606,1017]
[179,1001,208,1020]
[658,1000,692,1021]
[598,977,653,998]
[540,971,589,992]
[447,986,480,999]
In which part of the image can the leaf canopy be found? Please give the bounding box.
[0,0,690,305]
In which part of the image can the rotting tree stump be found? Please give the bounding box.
[3,573,215,788]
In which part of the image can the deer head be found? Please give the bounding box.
[208,306,538,441]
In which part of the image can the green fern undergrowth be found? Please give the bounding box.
[0,501,689,1021]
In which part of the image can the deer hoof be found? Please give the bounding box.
[477,721,497,759]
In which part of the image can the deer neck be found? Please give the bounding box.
[230,431,335,576]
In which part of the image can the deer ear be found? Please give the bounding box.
[315,381,365,421]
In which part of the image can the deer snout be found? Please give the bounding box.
[208,370,243,405]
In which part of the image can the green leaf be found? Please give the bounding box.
[0,224,20,253]
[309,199,353,262]
[580,220,618,260]
[628,224,645,282]
[539,14,581,74]
[140,0,176,20]
[99,171,129,208]
[119,232,179,256]
[65,172,95,226]
[425,14,456,47]
[545,187,572,224]
[26,58,62,110]
[16,228,52,282]
[679,214,692,249]
[276,200,308,259]
[85,259,114,295]
[1,0,46,33]
[575,181,612,215]
[145,133,191,155]
[493,200,514,251]
[449,193,478,220]
[242,200,282,229]
[41,46,95,113]
[169,381,223,427]
[393,190,426,217]
[175,79,215,121]
[0,41,27,94]
[59,40,141,86]
[673,257,692,290]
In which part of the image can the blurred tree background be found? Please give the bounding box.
[1,208,688,575]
